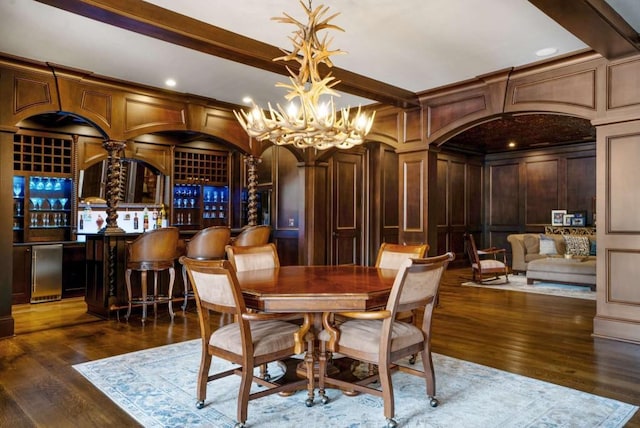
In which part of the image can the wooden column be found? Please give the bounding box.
[244,155,261,226]
[100,139,126,309]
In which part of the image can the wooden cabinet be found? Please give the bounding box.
[62,243,86,298]
[12,245,32,305]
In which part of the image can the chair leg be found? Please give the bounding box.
[378,358,396,427]
[236,363,252,427]
[196,347,212,408]
[420,346,439,407]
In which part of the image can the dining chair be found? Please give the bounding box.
[225,243,280,272]
[375,242,429,269]
[464,233,509,284]
[232,225,271,247]
[124,227,180,322]
[318,252,455,428]
[375,242,429,364]
[180,258,308,428]
[179,226,231,310]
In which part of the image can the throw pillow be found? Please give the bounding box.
[589,238,597,256]
[564,235,590,256]
[539,234,557,255]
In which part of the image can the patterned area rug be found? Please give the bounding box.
[73,339,636,427]
[462,274,596,300]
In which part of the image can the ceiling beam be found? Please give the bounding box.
[529,0,640,59]
[35,0,419,108]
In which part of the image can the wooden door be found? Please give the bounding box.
[330,152,363,265]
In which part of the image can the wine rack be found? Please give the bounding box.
[173,148,230,230]
[13,133,73,174]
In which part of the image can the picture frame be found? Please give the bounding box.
[551,209,567,226]
[571,210,586,226]
[563,214,575,226]
[572,216,585,226]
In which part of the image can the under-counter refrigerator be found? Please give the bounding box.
[31,244,63,303]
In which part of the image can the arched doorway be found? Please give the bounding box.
[432,113,596,268]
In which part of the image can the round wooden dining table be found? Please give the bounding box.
[236,264,397,313]
[235,264,398,405]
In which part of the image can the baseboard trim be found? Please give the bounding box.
[593,315,640,345]
[0,315,15,338]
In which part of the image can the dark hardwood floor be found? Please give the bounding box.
[2,267,640,427]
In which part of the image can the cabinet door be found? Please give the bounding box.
[62,244,86,298]
[12,246,32,304]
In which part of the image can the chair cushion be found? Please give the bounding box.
[474,259,506,269]
[564,235,590,256]
[539,234,557,255]
[210,320,299,356]
[318,320,424,355]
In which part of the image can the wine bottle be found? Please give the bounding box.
[160,204,167,228]
[143,207,149,231]
[133,212,139,230]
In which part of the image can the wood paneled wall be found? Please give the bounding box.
[434,152,483,264]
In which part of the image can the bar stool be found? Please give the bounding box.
[232,225,271,247]
[180,226,231,310]
[125,227,180,322]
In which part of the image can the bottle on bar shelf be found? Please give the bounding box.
[143,207,149,231]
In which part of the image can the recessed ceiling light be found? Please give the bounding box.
[508,141,517,148]
[242,96,253,104]
[535,47,558,57]
[165,78,177,87]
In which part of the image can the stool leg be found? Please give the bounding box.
[153,271,159,319]
[181,265,189,311]
[168,266,175,319]
[141,270,148,322]
[125,269,133,320]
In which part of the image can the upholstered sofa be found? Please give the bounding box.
[507,233,596,273]
[507,233,596,289]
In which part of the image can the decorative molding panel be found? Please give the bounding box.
[124,97,186,133]
[403,108,422,144]
[128,142,171,175]
[202,110,250,151]
[81,90,112,128]
[607,133,640,232]
[402,158,424,232]
[607,58,640,110]
[607,249,640,305]
[427,95,487,137]
[511,70,596,109]
[14,77,51,113]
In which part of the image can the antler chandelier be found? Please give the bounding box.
[234,1,375,150]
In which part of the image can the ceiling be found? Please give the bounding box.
[1,0,639,153]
